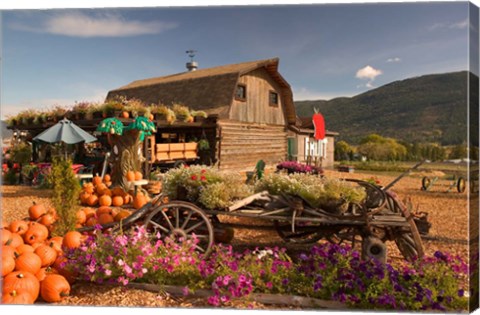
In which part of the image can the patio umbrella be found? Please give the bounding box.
[33,118,97,144]
[33,118,97,159]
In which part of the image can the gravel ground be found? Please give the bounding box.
[1,169,474,309]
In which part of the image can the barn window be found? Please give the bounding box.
[235,84,246,101]
[269,91,279,107]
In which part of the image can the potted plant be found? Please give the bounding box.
[72,102,90,120]
[197,138,211,165]
[51,105,67,121]
[125,99,147,118]
[86,103,103,119]
[33,111,47,125]
[102,101,124,118]
[191,110,208,123]
[172,103,193,123]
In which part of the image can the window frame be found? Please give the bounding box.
[235,84,247,102]
[269,90,279,107]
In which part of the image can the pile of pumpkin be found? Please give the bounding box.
[1,202,87,304]
[79,173,149,211]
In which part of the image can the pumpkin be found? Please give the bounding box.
[121,111,130,118]
[15,244,35,256]
[24,224,49,245]
[76,210,87,225]
[82,207,96,219]
[2,254,15,276]
[2,244,16,259]
[40,274,71,303]
[79,191,92,205]
[62,231,84,250]
[97,206,113,215]
[2,271,39,304]
[114,210,132,222]
[97,213,114,225]
[34,244,58,267]
[85,217,98,227]
[35,266,59,282]
[111,187,125,197]
[14,252,42,275]
[9,220,29,235]
[52,255,76,284]
[1,229,12,245]
[134,171,143,181]
[123,193,133,205]
[112,195,124,207]
[99,195,112,207]
[95,183,108,195]
[104,181,113,187]
[46,238,63,254]
[92,174,103,186]
[2,289,36,304]
[133,194,148,210]
[83,183,95,194]
[103,174,111,182]
[39,213,56,227]
[28,202,47,221]
[7,233,25,248]
[126,170,135,182]
[86,194,99,207]
[148,114,154,121]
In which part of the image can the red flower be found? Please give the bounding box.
[191,175,197,180]
[201,169,206,174]
[200,175,207,181]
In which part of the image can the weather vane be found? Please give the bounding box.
[186,50,197,62]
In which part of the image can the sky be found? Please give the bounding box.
[0,0,478,120]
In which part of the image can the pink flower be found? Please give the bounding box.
[191,175,198,180]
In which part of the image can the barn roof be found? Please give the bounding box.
[107,58,296,124]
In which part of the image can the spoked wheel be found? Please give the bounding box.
[384,191,424,261]
[143,201,214,258]
[457,177,466,193]
[274,221,325,244]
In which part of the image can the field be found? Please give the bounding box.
[1,168,475,308]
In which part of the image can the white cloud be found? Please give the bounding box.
[355,65,383,80]
[293,87,352,101]
[449,19,469,30]
[10,12,178,37]
[386,57,401,63]
[428,19,470,32]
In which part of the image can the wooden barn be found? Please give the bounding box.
[107,58,296,171]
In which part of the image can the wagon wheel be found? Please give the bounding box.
[457,177,466,193]
[143,201,214,258]
[421,176,431,191]
[384,191,424,261]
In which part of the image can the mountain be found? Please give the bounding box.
[295,71,472,145]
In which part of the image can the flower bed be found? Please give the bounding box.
[63,226,469,311]
[276,161,323,175]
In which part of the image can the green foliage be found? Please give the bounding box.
[163,165,252,210]
[255,173,366,208]
[335,140,355,161]
[197,139,210,151]
[295,71,471,145]
[50,157,81,236]
[357,134,407,161]
[10,142,32,165]
[4,168,17,185]
[448,144,468,159]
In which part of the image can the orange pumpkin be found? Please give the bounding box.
[39,213,56,227]
[2,289,36,304]
[82,207,96,219]
[14,252,42,275]
[2,254,15,276]
[133,194,148,210]
[86,194,99,207]
[9,220,29,235]
[2,229,12,245]
[52,255,76,285]
[123,193,133,205]
[92,174,103,187]
[112,195,124,207]
[114,210,132,222]
[2,271,40,303]
[24,224,49,245]
[15,244,35,256]
[40,274,71,303]
[103,174,111,182]
[98,195,112,207]
[46,238,63,254]
[121,111,130,118]
[134,171,143,181]
[85,217,98,227]
[83,183,95,194]
[35,266,59,282]
[97,213,114,225]
[7,233,25,248]
[34,244,58,267]
[2,244,16,259]
[95,183,108,195]
[126,170,135,182]
[28,202,47,221]
[62,231,83,250]
[76,210,87,225]
[111,186,126,197]
[79,191,92,205]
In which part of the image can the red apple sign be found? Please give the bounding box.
[312,111,325,140]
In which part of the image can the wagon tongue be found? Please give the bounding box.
[382,160,427,191]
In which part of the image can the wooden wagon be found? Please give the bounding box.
[79,174,425,263]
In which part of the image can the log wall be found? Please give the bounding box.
[218,121,287,170]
